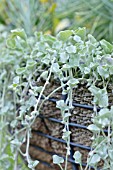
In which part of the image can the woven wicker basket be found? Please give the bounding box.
[21,80,113,170]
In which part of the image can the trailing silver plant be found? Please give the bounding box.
[0,27,113,170]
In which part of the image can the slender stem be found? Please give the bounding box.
[46,84,66,100]
[80,164,83,170]
[108,124,111,145]
[84,134,111,170]
[102,129,107,138]
[29,58,55,128]
[11,127,26,138]
[59,164,64,170]
[64,69,73,170]
[0,78,6,154]
[19,149,26,157]
[65,152,68,170]
[14,150,18,170]
[34,58,55,112]
[69,89,73,108]
[26,130,30,162]
[38,84,66,113]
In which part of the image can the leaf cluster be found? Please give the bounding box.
[0,27,113,169]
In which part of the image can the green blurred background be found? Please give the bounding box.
[0,0,113,41]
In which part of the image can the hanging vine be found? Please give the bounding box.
[0,27,113,170]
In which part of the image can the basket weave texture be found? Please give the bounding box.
[22,81,113,170]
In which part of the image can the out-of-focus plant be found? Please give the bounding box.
[1,0,113,41]
[0,0,8,24]
[55,0,113,42]
[4,0,57,35]
[0,29,29,170]
[72,0,113,42]
[0,0,58,35]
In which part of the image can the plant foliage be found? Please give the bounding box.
[0,27,113,169]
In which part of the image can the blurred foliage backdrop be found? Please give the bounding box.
[0,0,113,41]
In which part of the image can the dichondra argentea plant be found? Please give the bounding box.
[0,27,113,170]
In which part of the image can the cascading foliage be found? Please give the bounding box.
[0,27,113,170]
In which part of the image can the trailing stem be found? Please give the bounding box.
[0,78,6,156]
